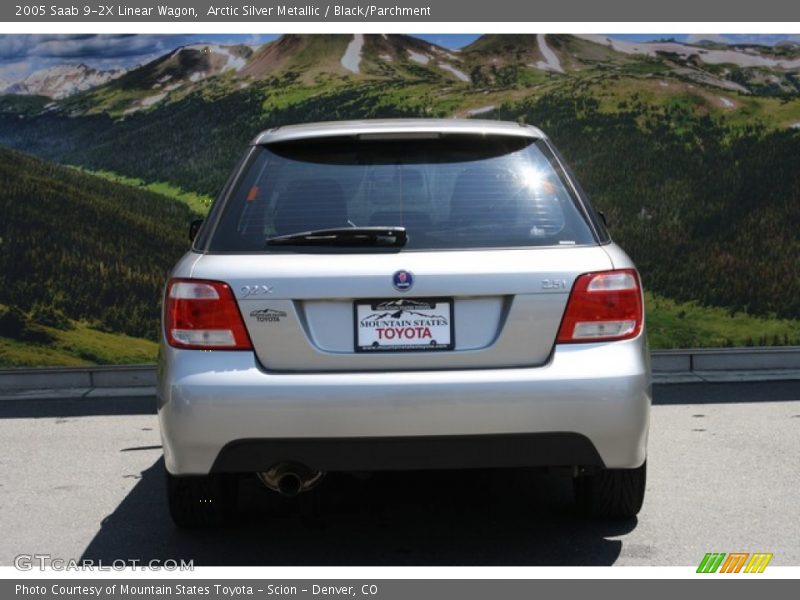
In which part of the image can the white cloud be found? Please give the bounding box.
[0,34,281,82]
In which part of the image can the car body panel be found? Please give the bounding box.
[252,118,546,146]
[158,336,650,474]
[182,246,614,371]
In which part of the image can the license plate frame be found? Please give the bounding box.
[353,297,455,353]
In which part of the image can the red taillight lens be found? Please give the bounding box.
[557,269,643,343]
[164,279,252,350]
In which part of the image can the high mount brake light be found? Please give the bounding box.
[556,269,643,343]
[164,279,252,350]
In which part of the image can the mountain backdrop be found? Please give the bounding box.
[2,34,799,365]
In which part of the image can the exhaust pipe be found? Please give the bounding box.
[277,472,303,498]
[258,462,324,497]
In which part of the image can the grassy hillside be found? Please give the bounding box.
[0,304,157,367]
[0,146,196,342]
[645,294,800,349]
[67,166,214,215]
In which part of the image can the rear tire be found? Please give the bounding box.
[573,461,646,519]
[166,470,238,528]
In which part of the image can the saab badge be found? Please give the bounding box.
[392,270,414,292]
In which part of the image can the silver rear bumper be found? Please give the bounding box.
[158,337,650,474]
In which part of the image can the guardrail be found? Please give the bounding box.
[0,364,156,391]
[1,347,799,391]
[649,346,800,372]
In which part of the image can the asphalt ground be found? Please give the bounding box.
[0,381,798,567]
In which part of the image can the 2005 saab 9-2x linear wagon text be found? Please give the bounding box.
[158,119,651,527]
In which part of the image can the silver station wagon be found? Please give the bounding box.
[159,119,650,527]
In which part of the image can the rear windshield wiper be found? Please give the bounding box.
[266,226,408,247]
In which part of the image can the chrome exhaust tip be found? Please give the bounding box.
[257,463,324,497]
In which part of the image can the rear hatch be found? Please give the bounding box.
[192,247,612,371]
[195,130,607,372]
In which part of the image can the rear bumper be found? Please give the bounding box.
[210,433,604,473]
[158,337,651,475]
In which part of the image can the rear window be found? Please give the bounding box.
[208,135,597,252]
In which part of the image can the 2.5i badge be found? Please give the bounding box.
[250,308,287,323]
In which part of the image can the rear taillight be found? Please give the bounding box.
[556,269,643,343]
[164,279,252,350]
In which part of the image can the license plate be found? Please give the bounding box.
[354,298,454,352]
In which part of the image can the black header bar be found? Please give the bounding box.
[5,1,799,22]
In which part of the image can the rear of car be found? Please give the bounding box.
[158,119,650,527]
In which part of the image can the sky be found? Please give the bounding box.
[1,33,799,82]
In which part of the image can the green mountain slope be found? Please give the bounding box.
[0,34,799,327]
[0,146,196,341]
[0,303,157,367]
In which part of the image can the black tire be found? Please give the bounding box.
[573,461,646,519]
[165,470,238,528]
